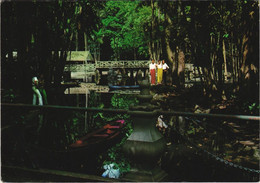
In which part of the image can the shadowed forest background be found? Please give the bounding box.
[2,0,259,110]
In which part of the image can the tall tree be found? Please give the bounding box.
[239,0,259,100]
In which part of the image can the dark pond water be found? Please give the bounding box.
[2,122,259,182]
[2,90,259,182]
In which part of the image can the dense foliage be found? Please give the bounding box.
[2,0,258,104]
[99,0,259,100]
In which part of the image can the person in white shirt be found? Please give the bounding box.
[157,60,163,84]
[162,60,169,85]
[32,77,43,105]
[149,59,156,85]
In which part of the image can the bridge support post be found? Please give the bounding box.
[122,75,168,182]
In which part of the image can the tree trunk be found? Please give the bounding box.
[222,39,228,82]
[54,51,67,86]
[177,48,185,87]
[75,31,78,51]
[84,32,88,51]
[148,42,153,60]
[239,1,259,100]
[134,47,136,60]
[164,6,175,77]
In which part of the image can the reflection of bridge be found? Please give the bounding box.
[64,60,150,72]
[64,60,150,73]
[64,83,140,94]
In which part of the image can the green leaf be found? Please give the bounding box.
[59,0,62,7]
[223,33,229,38]
[31,34,35,44]
[185,6,191,14]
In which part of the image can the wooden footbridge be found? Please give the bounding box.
[64,59,198,87]
[64,60,151,85]
[63,51,212,88]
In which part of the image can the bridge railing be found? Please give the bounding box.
[64,64,96,72]
[95,60,150,69]
[3,103,258,119]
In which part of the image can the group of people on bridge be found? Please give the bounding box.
[149,59,169,85]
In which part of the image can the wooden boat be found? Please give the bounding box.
[23,118,125,154]
[69,119,125,150]
[20,119,125,171]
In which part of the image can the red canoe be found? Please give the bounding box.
[69,119,125,149]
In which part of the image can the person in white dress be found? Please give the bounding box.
[149,59,157,85]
